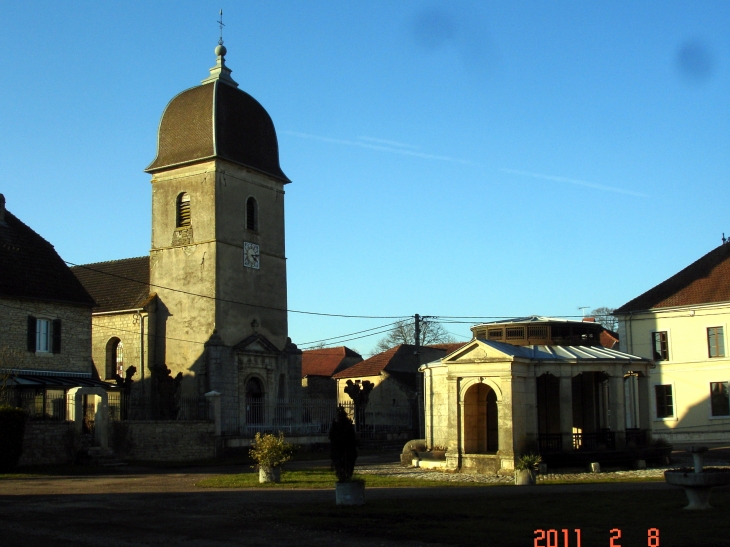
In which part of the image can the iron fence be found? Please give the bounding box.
[220,398,414,437]
[0,390,69,421]
[107,393,210,421]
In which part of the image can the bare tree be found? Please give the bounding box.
[373,318,456,354]
[590,307,618,332]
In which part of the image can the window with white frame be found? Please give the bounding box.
[707,327,725,358]
[36,319,51,353]
[652,331,669,361]
[710,382,729,417]
[27,316,61,354]
[654,384,674,418]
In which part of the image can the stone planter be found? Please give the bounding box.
[335,480,365,505]
[664,469,730,510]
[514,469,536,486]
[259,466,281,483]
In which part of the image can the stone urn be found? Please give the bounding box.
[259,466,282,484]
[514,469,536,486]
[335,480,365,505]
[664,446,730,510]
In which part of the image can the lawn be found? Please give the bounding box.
[196,468,465,488]
[272,487,730,547]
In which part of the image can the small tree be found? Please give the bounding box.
[329,405,358,483]
[373,319,455,354]
[249,432,294,470]
[590,307,618,332]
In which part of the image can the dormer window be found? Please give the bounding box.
[246,197,258,231]
[177,193,191,227]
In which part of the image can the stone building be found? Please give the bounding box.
[301,346,363,399]
[0,194,111,408]
[614,242,730,444]
[71,43,302,431]
[420,317,653,474]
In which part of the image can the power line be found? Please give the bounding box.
[66,260,410,320]
[297,320,404,346]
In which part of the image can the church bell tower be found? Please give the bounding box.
[145,43,298,410]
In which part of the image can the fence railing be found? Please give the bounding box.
[107,393,210,421]
[0,390,69,421]
[221,398,414,437]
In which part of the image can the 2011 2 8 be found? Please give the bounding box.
[534,528,661,546]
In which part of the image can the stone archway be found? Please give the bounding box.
[67,387,109,449]
[245,376,264,425]
[463,383,499,454]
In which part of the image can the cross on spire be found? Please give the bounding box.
[217,9,225,46]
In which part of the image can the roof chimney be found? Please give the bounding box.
[0,194,5,223]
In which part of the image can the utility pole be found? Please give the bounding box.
[414,313,424,439]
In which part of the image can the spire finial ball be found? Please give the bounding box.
[215,44,227,57]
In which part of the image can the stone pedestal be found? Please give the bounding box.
[335,481,365,505]
[259,466,281,483]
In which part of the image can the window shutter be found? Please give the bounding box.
[27,316,37,352]
[52,319,62,353]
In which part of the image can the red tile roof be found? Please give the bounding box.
[615,243,730,312]
[427,342,468,355]
[333,346,401,379]
[301,346,362,377]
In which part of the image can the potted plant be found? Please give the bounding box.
[249,432,293,483]
[514,453,541,486]
[329,405,364,505]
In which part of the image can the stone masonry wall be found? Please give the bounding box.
[111,421,215,461]
[91,312,148,385]
[18,421,77,466]
[0,297,92,374]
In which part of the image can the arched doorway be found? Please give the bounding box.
[245,377,264,425]
[463,383,499,454]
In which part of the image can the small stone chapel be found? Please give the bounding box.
[72,42,302,432]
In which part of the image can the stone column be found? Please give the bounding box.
[559,375,573,452]
[609,374,626,447]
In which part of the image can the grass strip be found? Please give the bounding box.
[196,468,470,489]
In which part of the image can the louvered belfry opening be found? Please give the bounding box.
[177,192,191,227]
[246,197,257,231]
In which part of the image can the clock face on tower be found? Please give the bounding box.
[243,241,260,269]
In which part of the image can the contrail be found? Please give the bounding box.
[501,168,648,197]
[283,130,475,165]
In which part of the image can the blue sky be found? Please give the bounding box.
[2,1,729,355]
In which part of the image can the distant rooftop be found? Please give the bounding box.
[471,316,606,347]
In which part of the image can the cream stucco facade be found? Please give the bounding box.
[616,303,730,443]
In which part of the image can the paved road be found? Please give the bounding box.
[1,446,727,547]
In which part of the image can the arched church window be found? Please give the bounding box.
[177,192,191,227]
[105,338,124,379]
[246,197,258,231]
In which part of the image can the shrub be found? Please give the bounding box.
[249,432,293,469]
[329,405,358,483]
[0,404,27,472]
[515,453,542,471]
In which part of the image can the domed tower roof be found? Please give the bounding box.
[145,44,290,182]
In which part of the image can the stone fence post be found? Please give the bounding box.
[205,391,222,436]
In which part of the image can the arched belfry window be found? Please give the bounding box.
[177,192,191,227]
[246,197,258,231]
[105,338,124,379]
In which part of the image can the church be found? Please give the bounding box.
[72,42,302,432]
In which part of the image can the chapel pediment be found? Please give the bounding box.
[232,333,281,354]
[444,340,515,363]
